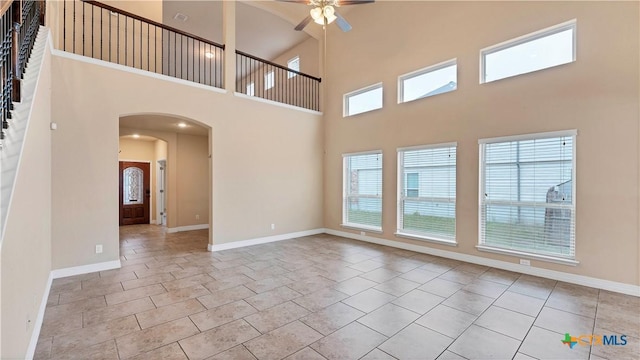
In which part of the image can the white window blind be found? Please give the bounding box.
[397,144,456,242]
[343,152,383,231]
[479,131,576,260]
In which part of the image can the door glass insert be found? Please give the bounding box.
[123,167,144,205]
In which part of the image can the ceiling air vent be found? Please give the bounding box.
[173,13,189,22]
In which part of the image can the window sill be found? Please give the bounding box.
[395,232,457,247]
[340,224,383,234]
[476,245,579,266]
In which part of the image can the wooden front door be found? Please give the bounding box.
[119,161,150,226]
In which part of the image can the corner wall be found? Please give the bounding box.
[51,53,323,270]
[1,38,52,359]
[323,1,640,286]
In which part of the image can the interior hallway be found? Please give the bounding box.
[33,225,639,359]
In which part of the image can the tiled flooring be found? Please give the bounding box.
[35,225,639,360]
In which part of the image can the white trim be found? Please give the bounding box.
[25,272,53,360]
[51,260,121,279]
[478,129,577,144]
[208,228,325,252]
[51,49,228,95]
[480,19,577,83]
[233,91,322,115]
[342,149,383,157]
[476,245,579,266]
[343,82,383,117]
[340,224,383,234]
[324,228,640,297]
[395,232,457,247]
[397,142,458,152]
[166,224,209,233]
[398,58,457,104]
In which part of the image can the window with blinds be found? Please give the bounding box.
[479,131,576,261]
[343,151,383,231]
[397,144,456,243]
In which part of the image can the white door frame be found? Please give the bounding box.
[157,160,167,226]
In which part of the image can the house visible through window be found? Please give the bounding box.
[478,131,576,262]
[399,59,457,103]
[397,144,457,243]
[481,20,576,83]
[265,71,274,90]
[287,56,300,78]
[342,151,383,231]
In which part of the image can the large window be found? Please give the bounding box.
[478,131,576,262]
[343,151,383,231]
[288,56,300,78]
[481,20,576,83]
[397,143,456,243]
[399,59,457,103]
[344,83,383,117]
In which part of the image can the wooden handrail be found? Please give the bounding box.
[0,0,12,17]
[82,0,225,49]
[236,49,322,82]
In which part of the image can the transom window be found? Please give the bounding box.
[397,143,457,243]
[342,151,383,231]
[247,82,255,97]
[481,20,576,83]
[399,59,457,103]
[265,71,274,90]
[344,83,383,117]
[478,130,577,263]
[287,56,300,78]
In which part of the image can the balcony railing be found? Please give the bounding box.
[236,50,321,112]
[60,0,225,88]
[1,0,44,140]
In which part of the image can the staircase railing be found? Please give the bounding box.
[236,50,321,112]
[0,0,44,141]
[60,0,225,88]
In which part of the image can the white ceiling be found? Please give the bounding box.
[162,1,316,62]
[120,114,209,136]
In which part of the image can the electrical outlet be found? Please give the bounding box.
[271,223,275,230]
[95,244,103,254]
[519,259,531,266]
[195,214,200,220]
[360,231,366,236]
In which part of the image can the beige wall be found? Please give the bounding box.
[118,137,158,222]
[1,43,52,358]
[323,1,640,285]
[176,134,209,226]
[51,54,323,270]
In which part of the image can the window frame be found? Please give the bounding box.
[287,56,300,79]
[343,83,384,117]
[398,58,457,104]
[265,71,275,90]
[480,19,577,84]
[396,142,457,245]
[342,150,383,233]
[477,130,578,265]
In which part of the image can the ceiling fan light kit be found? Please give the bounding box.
[279,0,375,32]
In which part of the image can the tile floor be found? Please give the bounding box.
[34,225,639,360]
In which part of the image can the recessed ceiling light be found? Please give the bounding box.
[178,123,187,128]
[132,134,140,138]
[205,52,214,59]
[173,13,189,22]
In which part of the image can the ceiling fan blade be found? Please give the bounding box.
[336,0,375,5]
[294,15,313,31]
[335,12,352,32]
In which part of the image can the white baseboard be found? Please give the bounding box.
[208,228,325,252]
[25,272,52,360]
[51,260,121,279]
[166,224,209,234]
[325,228,640,297]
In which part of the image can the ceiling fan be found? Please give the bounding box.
[277,0,375,32]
